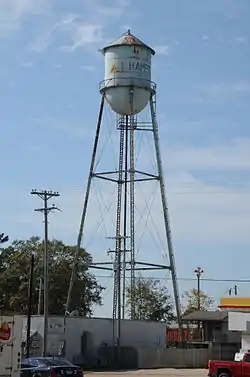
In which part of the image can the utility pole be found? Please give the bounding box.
[0,233,9,313]
[30,189,60,357]
[194,267,203,311]
[194,266,203,339]
[37,277,43,315]
[26,253,35,358]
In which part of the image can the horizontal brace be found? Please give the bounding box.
[108,249,131,253]
[94,170,158,179]
[136,122,153,126]
[88,265,113,271]
[134,128,153,132]
[133,261,171,269]
[126,267,168,271]
[93,170,159,184]
[90,262,113,265]
[133,177,158,182]
[106,235,130,240]
[92,170,119,176]
[92,175,118,183]
[92,176,158,184]
[134,170,158,179]
[116,127,153,132]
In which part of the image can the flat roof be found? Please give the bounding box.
[182,310,228,322]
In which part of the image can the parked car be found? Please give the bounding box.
[208,352,250,377]
[21,357,83,377]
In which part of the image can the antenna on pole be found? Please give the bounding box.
[234,285,238,296]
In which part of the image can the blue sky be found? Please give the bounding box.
[0,0,250,317]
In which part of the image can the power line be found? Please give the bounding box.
[177,278,250,283]
[92,274,250,284]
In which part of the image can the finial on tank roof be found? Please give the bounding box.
[127,29,131,35]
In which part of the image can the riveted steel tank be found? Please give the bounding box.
[99,30,156,116]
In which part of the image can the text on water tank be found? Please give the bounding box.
[113,61,150,73]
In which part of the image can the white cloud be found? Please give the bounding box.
[41,116,96,140]
[29,30,54,52]
[59,21,104,52]
[160,138,250,245]
[2,134,250,320]
[154,45,169,56]
[80,65,97,71]
[0,0,130,53]
[233,36,248,44]
[167,172,250,245]
[164,138,250,171]
[8,167,250,247]
[23,144,41,152]
[202,35,210,41]
[25,136,249,251]
[0,0,49,38]
[28,13,105,53]
[58,0,130,52]
[119,24,131,33]
[21,61,34,68]
[199,82,250,101]
[84,0,129,19]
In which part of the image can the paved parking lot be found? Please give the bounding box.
[85,369,208,377]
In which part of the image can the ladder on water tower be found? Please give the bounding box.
[112,121,125,324]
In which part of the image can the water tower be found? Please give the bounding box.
[66,30,181,344]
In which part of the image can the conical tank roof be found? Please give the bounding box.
[101,30,155,55]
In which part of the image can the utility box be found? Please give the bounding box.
[0,316,22,377]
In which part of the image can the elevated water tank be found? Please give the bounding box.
[99,30,156,116]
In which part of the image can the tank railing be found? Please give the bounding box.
[99,77,156,93]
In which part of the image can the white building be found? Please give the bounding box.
[220,297,250,352]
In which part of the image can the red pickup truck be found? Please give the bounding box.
[208,352,250,377]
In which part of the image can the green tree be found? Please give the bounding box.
[126,277,175,323]
[182,288,214,316]
[0,237,104,316]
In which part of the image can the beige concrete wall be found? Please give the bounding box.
[24,316,167,362]
[137,348,209,369]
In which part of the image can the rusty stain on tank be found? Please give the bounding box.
[110,64,117,73]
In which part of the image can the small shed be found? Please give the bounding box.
[182,310,229,342]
